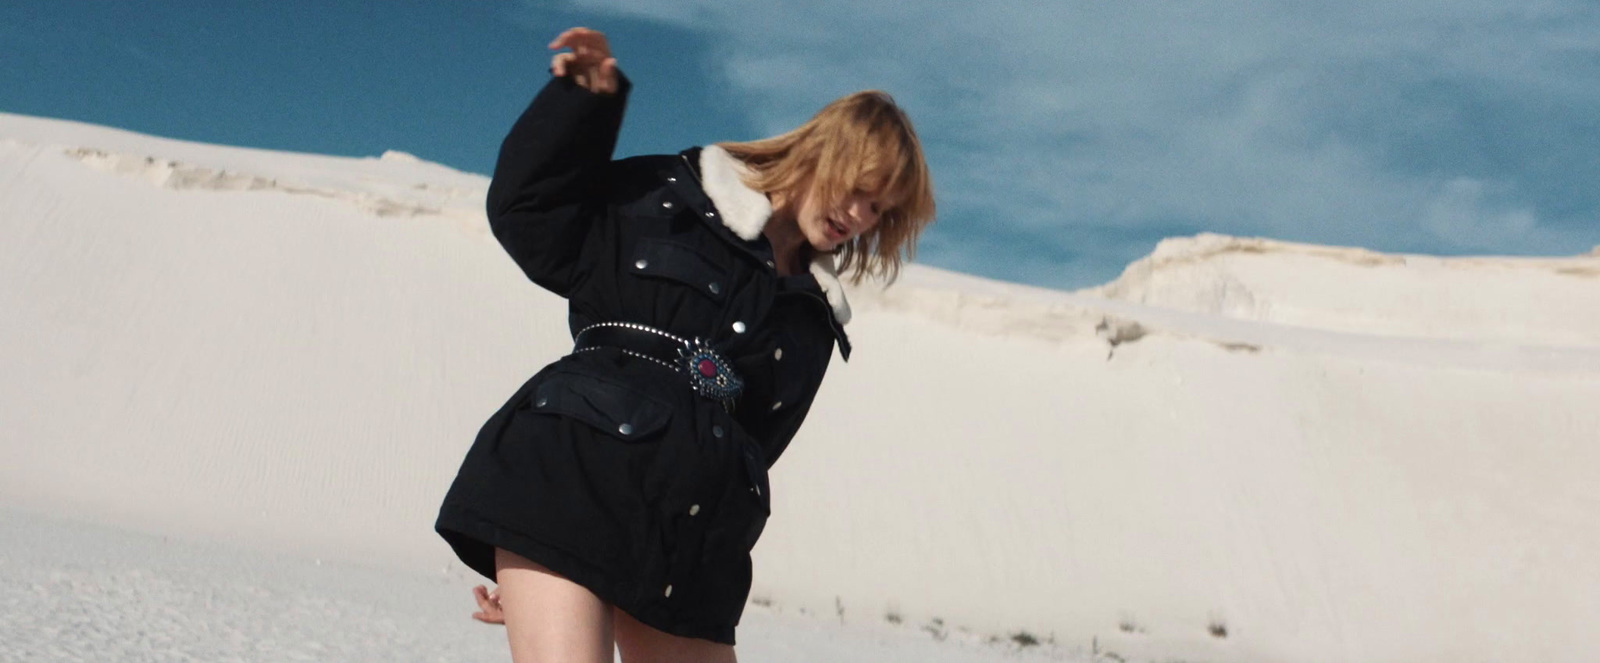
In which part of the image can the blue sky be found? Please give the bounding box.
[4,1,1597,289]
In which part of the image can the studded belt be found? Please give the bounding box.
[573,322,744,413]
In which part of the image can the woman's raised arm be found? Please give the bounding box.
[486,27,630,297]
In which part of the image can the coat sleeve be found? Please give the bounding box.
[486,72,633,297]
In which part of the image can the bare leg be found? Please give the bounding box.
[494,547,616,663]
[615,607,736,663]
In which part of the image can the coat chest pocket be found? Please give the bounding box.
[626,237,729,303]
[530,369,671,441]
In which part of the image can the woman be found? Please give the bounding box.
[436,27,935,662]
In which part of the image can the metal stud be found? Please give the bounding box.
[689,504,700,516]
[773,348,783,361]
[771,401,783,411]
[765,260,776,269]
[731,321,747,333]
[664,584,673,597]
[536,397,548,407]
[751,486,761,497]
[618,423,634,435]
[712,425,724,438]
[635,259,648,270]
[705,211,716,218]
[662,201,674,209]
[666,176,677,183]
[708,282,721,295]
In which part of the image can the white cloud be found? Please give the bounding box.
[542,0,1600,285]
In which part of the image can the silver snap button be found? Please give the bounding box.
[535,397,548,407]
[708,282,721,295]
[765,260,776,269]
[662,201,674,209]
[732,321,747,333]
[712,425,724,438]
[635,259,648,270]
[773,348,783,361]
[751,486,761,497]
[771,401,783,411]
[664,584,673,597]
[689,504,700,516]
[618,423,634,435]
[705,211,716,218]
[666,176,677,183]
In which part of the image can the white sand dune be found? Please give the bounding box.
[1088,232,1600,348]
[2,111,1597,663]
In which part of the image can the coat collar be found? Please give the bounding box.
[697,145,852,325]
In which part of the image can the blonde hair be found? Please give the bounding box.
[718,91,935,283]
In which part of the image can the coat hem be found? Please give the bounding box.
[435,502,738,646]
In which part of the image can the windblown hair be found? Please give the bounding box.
[718,91,935,284]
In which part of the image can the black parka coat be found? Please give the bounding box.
[435,73,852,644]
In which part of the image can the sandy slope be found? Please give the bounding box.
[0,508,1073,663]
[2,111,1598,662]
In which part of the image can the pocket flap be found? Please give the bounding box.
[531,370,672,440]
[629,238,729,301]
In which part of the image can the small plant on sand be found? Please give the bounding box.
[1208,615,1228,639]
[884,609,903,625]
[922,617,947,641]
[1117,614,1144,634]
[1010,630,1040,647]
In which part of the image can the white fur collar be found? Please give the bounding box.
[697,145,770,242]
[698,145,852,325]
[808,252,852,325]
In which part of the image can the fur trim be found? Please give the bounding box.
[810,256,853,325]
[699,145,770,242]
[699,145,852,324]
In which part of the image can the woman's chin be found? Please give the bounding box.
[803,230,837,254]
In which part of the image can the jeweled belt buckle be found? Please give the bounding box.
[679,338,743,412]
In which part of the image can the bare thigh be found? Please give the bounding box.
[494,547,616,663]
[614,607,737,663]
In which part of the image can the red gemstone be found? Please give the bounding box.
[697,358,718,378]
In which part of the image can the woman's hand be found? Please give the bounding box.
[470,584,506,625]
[549,27,620,95]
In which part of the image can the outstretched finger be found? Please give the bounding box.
[597,58,619,94]
[549,26,602,52]
[567,30,610,60]
[550,51,576,76]
[548,27,585,50]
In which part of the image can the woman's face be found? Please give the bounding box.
[793,187,890,253]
